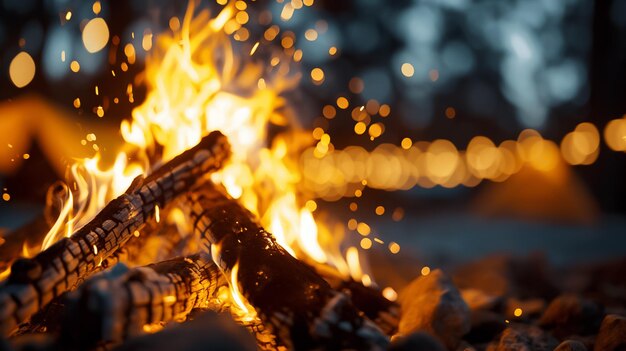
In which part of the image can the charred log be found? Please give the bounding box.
[336,280,400,336]
[315,265,400,335]
[182,184,389,350]
[57,253,225,349]
[0,132,231,335]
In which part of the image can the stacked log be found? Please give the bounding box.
[57,253,225,349]
[182,184,389,350]
[0,132,231,335]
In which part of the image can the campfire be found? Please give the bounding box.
[0,3,396,350]
[1,1,626,351]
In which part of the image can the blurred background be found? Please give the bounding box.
[1,0,625,268]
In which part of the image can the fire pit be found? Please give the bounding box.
[1,1,626,350]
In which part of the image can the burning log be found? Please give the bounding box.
[183,184,389,350]
[316,266,400,335]
[0,132,231,335]
[336,280,400,335]
[56,253,225,349]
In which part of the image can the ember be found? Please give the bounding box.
[1,0,626,351]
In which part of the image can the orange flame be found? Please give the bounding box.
[11,0,368,322]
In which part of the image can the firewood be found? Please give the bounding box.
[0,132,231,336]
[56,253,225,349]
[316,266,400,335]
[182,184,389,350]
[336,280,400,336]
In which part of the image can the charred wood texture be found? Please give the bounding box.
[57,253,225,349]
[183,184,389,350]
[0,132,231,335]
[337,280,400,336]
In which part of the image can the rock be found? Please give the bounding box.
[113,312,256,351]
[399,269,471,350]
[539,294,603,338]
[487,324,558,351]
[456,340,478,351]
[388,331,446,351]
[465,310,507,344]
[555,340,588,351]
[461,289,501,311]
[594,314,626,351]
[453,254,558,300]
[453,256,512,298]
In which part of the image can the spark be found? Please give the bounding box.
[70,60,80,72]
[249,41,259,56]
[389,242,400,254]
[360,238,372,249]
[401,138,413,149]
[356,222,370,236]
[382,287,397,301]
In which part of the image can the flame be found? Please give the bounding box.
[2,0,370,324]
[229,261,256,322]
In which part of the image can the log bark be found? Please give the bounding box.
[182,184,389,350]
[57,253,225,349]
[0,132,231,335]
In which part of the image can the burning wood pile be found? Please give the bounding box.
[0,132,396,350]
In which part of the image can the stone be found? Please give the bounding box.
[399,269,471,350]
[594,314,626,351]
[453,254,558,300]
[461,288,501,311]
[555,340,588,351]
[539,294,603,338]
[388,331,446,351]
[487,324,558,351]
[456,340,478,351]
[465,310,506,344]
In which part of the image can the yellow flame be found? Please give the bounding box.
[29,0,367,317]
[229,261,255,322]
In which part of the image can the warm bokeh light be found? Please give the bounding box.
[311,67,324,84]
[82,18,110,53]
[561,122,600,165]
[401,62,414,77]
[9,52,36,88]
[604,116,626,152]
